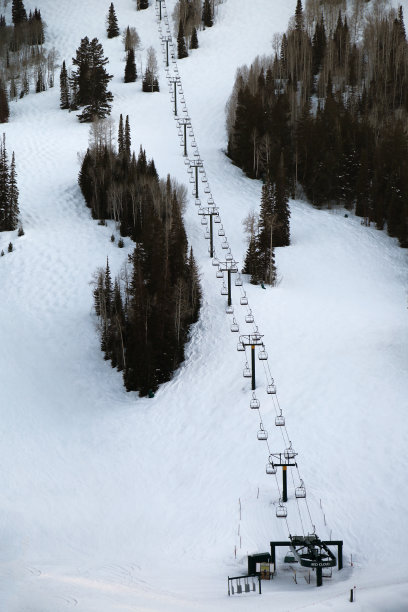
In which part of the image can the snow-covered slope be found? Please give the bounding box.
[1,0,408,610]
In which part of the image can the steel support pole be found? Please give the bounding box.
[183,122,187,156]
[195,166,198,197]
[227,269,231,306]
[316,567,323,587]
[251,345,255,391]
[173,81,177,115]
[158,0,162,20]
[282,465,288,502]
[165,40,169,67]
[209,214,214,257]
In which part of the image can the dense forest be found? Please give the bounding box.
[79,118,202,396]
[227,0,408,247]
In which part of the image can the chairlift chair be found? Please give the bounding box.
[276,500,288,518]
[284,443,296,460]
[230,318,239,332]
[191,140,197,148]
[204,228,210,239]
[221,239,229,249]
[243,362,251,377]
[257,424,268,441]
[245,310,254,324]
[221,283,228,295]
[204,185,210,193]
[184,159,191,165]
[218,226,225,237]
[200,216,208,225]
[216,269,224,279]
[226,252,233,262]
[258,348,268,360]
[214,215,221,224]
[240,294,248,305]
[250,392,260,409]
[266,461,277,475]
[295,480,306,499]
[207,196,214,205]
[237,341,245,352]
[267,382,277,394]
[194,198,201,206]
[275,409,285,427]
[235,274,243,286]
[212,256,219,267]
[225,305,234,314]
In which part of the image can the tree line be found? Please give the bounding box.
[80,119,202,396]
[0,0,53,121]
[227,0,408,247]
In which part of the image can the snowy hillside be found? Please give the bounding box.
[1,0,408,610]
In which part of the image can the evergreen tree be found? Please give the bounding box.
[190,26,198,49]
[7,151,19,231]
[59,60,70,109]
[124,115,131,159]
[0,80,9,123]
[12,0,27,26]
[124,48,137,82]
[107,3,120,39]
[256,179,277,285]
[137,0,149,9]
[202,0,213,28]
[71,37,114,122]
[242,234,259,284]
[294,0,304,32]
[0,135,9,231]
[177,19,188,59]
[272,155,290,247]
[118,113,124,154]
[35,67,45,93]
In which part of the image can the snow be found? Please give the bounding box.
[0,0,408,610]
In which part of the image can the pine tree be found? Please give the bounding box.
[118,113,124,154]
[35,67,45,93]
[124,48,137,82]
[242,234,259,284]
[124,115,131,159]
[273,155,290,247]
[7,151,19,231]
[202,0,213,28]
[138,0,149,9]
[59,60,70,109]
[0,80,9,123]
[256,180,277,285]
[294,0,304,32]
[177,19,188,59]
[71,37,113,122]
[107,3,120,39]
[190,26,198,49]
[12,0,27,26]
[0,135,9,231]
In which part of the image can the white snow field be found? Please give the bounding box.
[0,0,408,610]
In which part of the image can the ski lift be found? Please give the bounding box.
[200,216,208,225]
[284,442,296,460]
[245,310,254,324]
[204,228,210,239]
[188,129,194,137]
[216,269,224,279]
[191,140,197,148]
[207,196,214,205]
[243,362,251,378]
[257,424,268,441]
[218,226,225,237]
[184,159,191,166]
[275,409,285,427]
[235,274,243,286]
[221,239,229,249]
[237,341,245,352]
[276,500,287,518]
[225,305,234,314]
[214,215,221,224]
[204,185,210,194]
[230,318,239,332]
[284,551,297,563]
[177,128,183,137]
[250,392,260,409]
[267,382,276,394]
[194,198,201,206]
[266,461,277,475]
[226,251,233,261]
[240,293,248,306]
[295,480,306,499]
[258,348,268,360]
[201,175,208,182]
[212,256,219,267]
[221,283,228,296]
